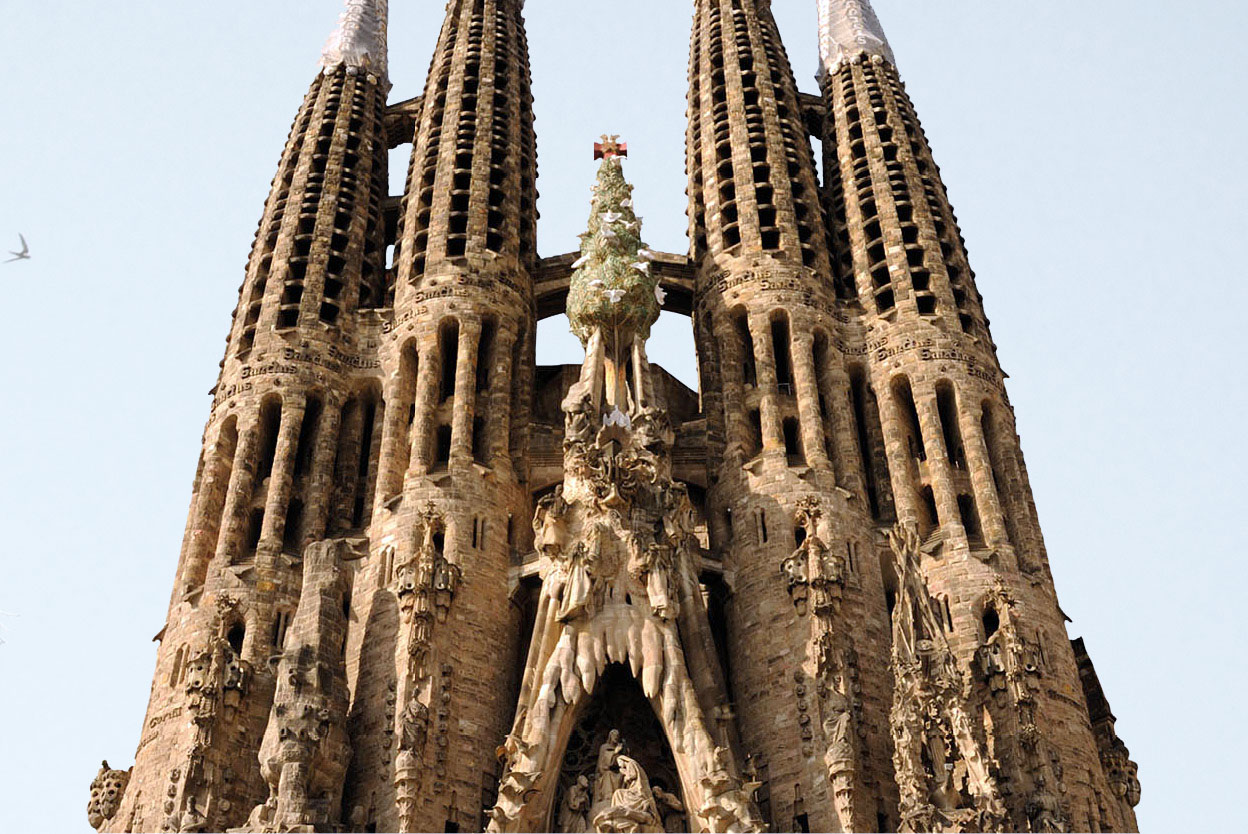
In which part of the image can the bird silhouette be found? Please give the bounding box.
[5,234,30,263]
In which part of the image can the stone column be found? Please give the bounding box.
[302,396,344,546]
[791,331,830,471]
[180,423,238,593]
[489,329,516,468]
[259,393,308,555]
[450,318,482,467]
[212,418,262,568]
[409,335,441,474]
[915,388,965,544]
[332,398,366,531]
[874,384,921,527]
[714,315,749,463]
[749,313,784,454]
[959,400,1008,551]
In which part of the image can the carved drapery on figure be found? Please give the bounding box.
[887,524,1007,834]
[235,537,366,833]
[487,143,762,834]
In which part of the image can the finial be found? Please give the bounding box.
[321,0,389,79]
[595,135,628,160]
[817,0,895,76]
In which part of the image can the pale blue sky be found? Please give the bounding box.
[1,1,1244,830]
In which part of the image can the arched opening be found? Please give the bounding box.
[783,417,803,465]
[439,318,460,402]
[770,310,793,390]
[293,394,323,478]
[282,498,305,555]
[982,604,1000,641]
[935,382,964,469]
[477,318,497,393]
[732,308,757,388]
[227,622,246,656]
[958,494,982,545]
[891,375,925,463]
[256,396,284,481]
[849,366,887,520]
[550,665,686,834]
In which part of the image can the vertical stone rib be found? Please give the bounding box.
[749,313,784,453]
[792,333,831,470]
[450,318,482,466]
[258,395,308,553]
[960,402,1008,550]
[302,398,345,546]
[915,390,965,543]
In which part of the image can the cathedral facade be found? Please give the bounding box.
[88,2,1141,832]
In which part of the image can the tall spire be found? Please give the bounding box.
[818,0,895,75]
[321,0,389,78]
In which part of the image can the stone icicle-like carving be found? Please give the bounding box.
[235,538,366,833]
[487,143,763,834]
[887,524,1007,833]
[87,761,132,831]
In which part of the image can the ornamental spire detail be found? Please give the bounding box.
[818,0,895,76]
[321,0,389,78]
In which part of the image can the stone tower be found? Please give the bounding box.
[92,2,1140,833]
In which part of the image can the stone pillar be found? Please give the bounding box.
[409,337,441,474]
[749,313,784,454]
[489,330,516,468]
[450,318,482,467]
[302,396,345,545]
[791,332,831,471]
[915,389,965,543]
[875,385,921,527]
[180,423,238,593]
[332,398,366,531]
[213,419,262,567]
[715,317,749,462]
[959,400,1008,551]
[259,393,308,553]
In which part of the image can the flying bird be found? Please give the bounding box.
[5,234,30,263]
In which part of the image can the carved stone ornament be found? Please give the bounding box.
[887,524,1007,833]
[486,149,761,834]
[236,538,360,832]
[87,761,132,830]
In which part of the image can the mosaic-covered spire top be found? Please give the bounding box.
[566,137,661,347]
[321,0,389,77]
[818,0,895,75]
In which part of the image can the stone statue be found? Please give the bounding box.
[592,755,664,833]
[592,730,626,812]
[698,747,764,834]
[558,775,592,833]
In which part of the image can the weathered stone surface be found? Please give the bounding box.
[94,1,1137,832]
